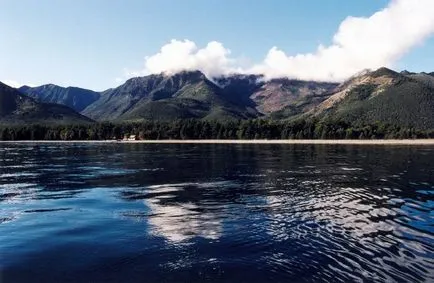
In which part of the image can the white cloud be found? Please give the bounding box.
[130,0,434,82]
[139,39,237,78]
[252,0,434,81]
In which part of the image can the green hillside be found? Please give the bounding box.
[83,71,260,121]
[19,84,100,112]
[311,68,434,130]
[0,82,93,125]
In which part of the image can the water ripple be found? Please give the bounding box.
[0,144,433,282]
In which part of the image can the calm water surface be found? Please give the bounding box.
[0,143,433,282]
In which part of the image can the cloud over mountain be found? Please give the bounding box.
[253,0,434,81]
[143,40,236,77]
[132,0,434,82]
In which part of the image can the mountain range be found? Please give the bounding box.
[5,67,434,130]
[307,68,434,129]
[19,84,100,112]
[0,82,92,125]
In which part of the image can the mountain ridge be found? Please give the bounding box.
[82,70,261,121]
[0,82,93,125]
[19,84,100,112]
[3,67,434,130]
[304,67,434,130]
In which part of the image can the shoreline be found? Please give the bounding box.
[1,139,434,145]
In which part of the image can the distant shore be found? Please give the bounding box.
[1,139,434,145]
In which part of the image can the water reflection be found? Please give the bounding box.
[146,198,222,242]
[0,143,433,283]
[258,162,434,282]
[120,182,225,242]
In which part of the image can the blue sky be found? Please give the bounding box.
[0,0,433,90]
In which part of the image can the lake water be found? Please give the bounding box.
[0,143,433,282]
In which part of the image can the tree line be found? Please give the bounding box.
[0,119,433,141]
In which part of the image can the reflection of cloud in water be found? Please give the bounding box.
[143,183,225,242]
[147,200,222,242]
[261,170,434,282]
[260,165,399,240]
[264,184,398,240]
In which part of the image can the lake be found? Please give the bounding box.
[0,143,433,282]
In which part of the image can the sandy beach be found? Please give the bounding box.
[1,139,434,145]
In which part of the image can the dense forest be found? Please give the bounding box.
[0,119,433,141]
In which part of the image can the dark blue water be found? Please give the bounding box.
[0,143,433,282]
